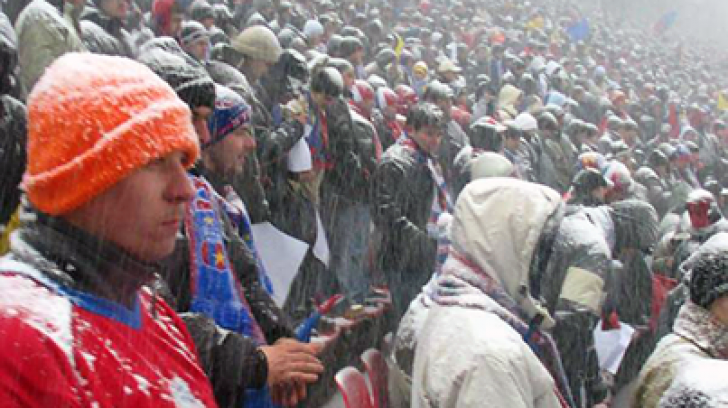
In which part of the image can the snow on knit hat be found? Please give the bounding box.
[24,53,199,216]
[690,250,728,308]
[205,84,252,148]
[181,21,210,47]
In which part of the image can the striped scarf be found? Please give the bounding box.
[435,251,574,408]
[186,176,266,345]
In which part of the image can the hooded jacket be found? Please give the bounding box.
[633,302,728,408]
[497,83,523,119]
[412,178,570,408]
[15,0,86,96]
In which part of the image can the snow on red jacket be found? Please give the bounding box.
[0,262,218,408]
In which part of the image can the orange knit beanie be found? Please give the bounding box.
[24,53,200,216]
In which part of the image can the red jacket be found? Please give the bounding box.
[0,264,218,408]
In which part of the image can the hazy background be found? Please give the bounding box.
[585,0,728,47]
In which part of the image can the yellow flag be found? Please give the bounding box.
[718,92,728,111]
[526,16,545,31]
[394,33,405,58]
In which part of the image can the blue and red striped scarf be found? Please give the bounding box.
[186,176,267,345]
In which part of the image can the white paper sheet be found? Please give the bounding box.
[312,210,330,267]
[251,222,309,307]
[593,321,636,375]
[287,137,313,172]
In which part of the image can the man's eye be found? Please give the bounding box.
[148,157,166,168]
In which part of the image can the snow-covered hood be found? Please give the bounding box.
[449,178,563,326]
[497,84,523,115]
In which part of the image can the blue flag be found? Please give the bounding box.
[654,11,678,35]
[567,18,590,42]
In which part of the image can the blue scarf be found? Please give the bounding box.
[186,176,277,407]
[186,175,266,344]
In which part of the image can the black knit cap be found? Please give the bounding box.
[138,42,216,110]
[690,252,728,309]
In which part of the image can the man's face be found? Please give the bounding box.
[504,135,520,151]
[311,91,334,109]
[308,34,322,47]
[169,12,184,38]
[249,59,273,82]
[710,297,728,327]
[353,49,365,65]
[540,127,555,139]
[360,98,375,115]
[186,39,210,62]
[193,106,214,145]
[205,126,257,176]
[624,129,638,144]
[412,124,443,155]
[442,71,458,82]
[592,186,607,203]
[342,69,356,89]
[434,97,452,121]
[101,0,129,19]
[202,17,215,30]
[65,151,194,261]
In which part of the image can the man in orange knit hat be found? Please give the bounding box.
[0,52,218,407]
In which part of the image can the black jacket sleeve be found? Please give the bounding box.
[370,158,436,262]
[180,313,267,408]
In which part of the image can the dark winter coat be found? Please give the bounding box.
[544,206,614,407]
[0,95,26,226]
[438,119,470,195]
[0,11,21,99]
[516,135,542,183]
[450,145,476,199]
[0,11,24,226]
[371,109,401,151]
[321,98,371,204]
[540,133,575,194]
[80,6,135,57]
[158,171,295,408]
[370,140,437,289]
[635,167,672,218]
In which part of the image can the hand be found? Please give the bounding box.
[285,98,308,126]
[270,379,309,407]
[260,339,324,389]
[297,170,317,183]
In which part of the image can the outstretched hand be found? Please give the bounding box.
[260,339,324,406]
